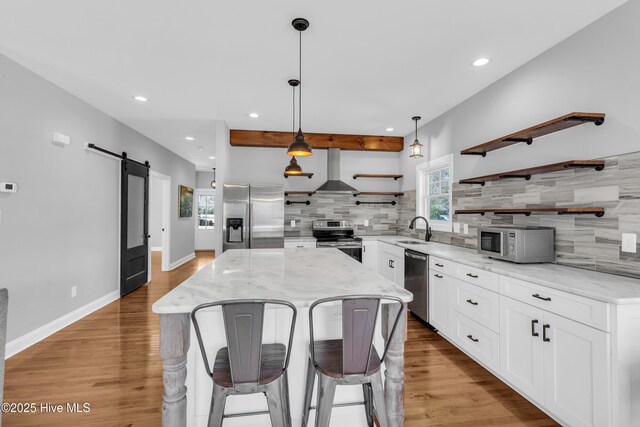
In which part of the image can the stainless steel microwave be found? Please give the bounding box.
[477,226,555,263]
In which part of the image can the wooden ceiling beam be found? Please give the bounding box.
[230,129,404,152]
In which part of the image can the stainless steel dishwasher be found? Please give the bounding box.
[404,250,432,327]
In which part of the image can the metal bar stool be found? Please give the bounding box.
[301,295,404,427]
[191,299,297,427]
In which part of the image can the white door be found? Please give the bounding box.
[542,312,611,427]
[362,241,380,272]
[429,271,452,336]
[500,296,544,402]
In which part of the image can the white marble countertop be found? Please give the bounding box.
[366,235,640,304]
[284,236,317,242]
[152,248,413,314]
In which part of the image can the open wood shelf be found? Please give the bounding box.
[461,112,606,157]
[352,174,403,180]
[283,172,314,179]
[459,160,605,186]
[355,192,404,197]
[285,191,315,196]
[455,207,605,217]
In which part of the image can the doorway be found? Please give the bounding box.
[149,170,171,274]
[194,188,215,251]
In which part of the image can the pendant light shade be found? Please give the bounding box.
[287,18,312,157]
[284,156,303,175]
[211,168,216,189]
[409,116,423,158]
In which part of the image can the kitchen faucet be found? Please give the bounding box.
[409,216,433,242]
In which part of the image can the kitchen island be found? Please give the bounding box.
[152,248,413,427]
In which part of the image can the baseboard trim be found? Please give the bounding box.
[6,290,120,359]
[169,252,196,270]
[151,246,163,252]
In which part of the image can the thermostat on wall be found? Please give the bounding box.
[0,182,17,193]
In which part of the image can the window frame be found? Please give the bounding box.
[416,154,453,232]
[196,193,215,230]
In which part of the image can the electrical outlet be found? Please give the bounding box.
[463,224,469,234]
[453,223,460,233]
[290,220,295,227]
[622,233,637,253]
[364,219,369,227]
[71,286,77,298]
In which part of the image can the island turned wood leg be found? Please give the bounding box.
[160,313,190,427]
[382,303,407,427]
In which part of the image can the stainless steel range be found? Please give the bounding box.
[312,220,362,262]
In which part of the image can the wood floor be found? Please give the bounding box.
[4,251,556,426]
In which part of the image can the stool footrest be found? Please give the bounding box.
[223,409,271,419]
[309,401,365,410]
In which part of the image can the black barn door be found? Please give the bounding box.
[120,157,150,296]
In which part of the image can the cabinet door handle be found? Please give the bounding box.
[435,263,444,267]
[466,299,478,306]
[543,324,551,342]
[434,274,443,279]
[388,260,391,268]
[531,319,539,337]
[390,260,394,268]
[532,293,552,302]
[467,334,479,342]
[363,246,366,252]
[466,273,479,279]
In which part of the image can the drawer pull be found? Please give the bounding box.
[434,274,443,279]
[297,245,304,248]
[435,263,444,267]
[532,293,551,302]
[467,334,479,342]
[543,324,551,342]
[466,299,478,306]
[531,319,539,337]
[466,273,479,279]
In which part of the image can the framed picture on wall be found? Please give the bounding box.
[179,185,194,218]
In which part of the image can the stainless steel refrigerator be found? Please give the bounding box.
[222,183,285,252]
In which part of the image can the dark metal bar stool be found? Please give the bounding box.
[301,295,404,427]
[191,299,297,427]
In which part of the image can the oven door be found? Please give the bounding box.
[316,243,363,262]
[478,229,506,257]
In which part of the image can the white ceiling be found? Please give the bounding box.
[0,0,627,169]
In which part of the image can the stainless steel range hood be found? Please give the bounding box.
[315,148,360,194]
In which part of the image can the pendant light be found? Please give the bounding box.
[285,79,303,175]
[287,18,313,157]
[410,116,424,158]
[210,168,217,189]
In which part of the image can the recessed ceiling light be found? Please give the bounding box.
[133,95,148,102]
[185,136,195,141]
[248,113,260,118]
[473,58,491,67]
[385,127,395,132]
[197,146,204,152]
[209,156,216,160]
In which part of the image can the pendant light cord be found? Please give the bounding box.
[299,30,302,130]
[292,84,296,133]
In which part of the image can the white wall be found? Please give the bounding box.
[149,175,164,249]
[213,122,230,255]
[400,0,640,190]
[0,53,196,344]
[227,146,403,193]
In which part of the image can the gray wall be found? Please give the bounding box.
[0,53,195,342]
[195,171,215,189]
[400,0,640,191]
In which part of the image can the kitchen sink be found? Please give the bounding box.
[397,240,423,245]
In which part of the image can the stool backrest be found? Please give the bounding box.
[191,299,297,386]
[309,294,404,377]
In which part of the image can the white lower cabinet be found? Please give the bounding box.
[500,296,611,427]
[500,296,545,402]
[362,240,380,272]
[429,271,453,336]
[542,311,610,427]
[453,311,500,372]
[380,243,404,287]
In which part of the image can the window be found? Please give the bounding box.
[416,154,452,232]
[197,194,215,229]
